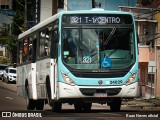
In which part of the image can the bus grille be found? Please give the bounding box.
[79,88,122,96]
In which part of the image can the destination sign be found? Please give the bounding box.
[62,14,133,25]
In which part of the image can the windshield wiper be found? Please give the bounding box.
[107,49,118,57]
[103,26,117,46]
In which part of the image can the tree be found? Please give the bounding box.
[0,0,25,64]
[12,0,25,35]
[138,0,153,6]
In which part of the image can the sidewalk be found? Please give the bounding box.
[123,98,160,110]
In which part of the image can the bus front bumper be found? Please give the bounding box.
[58,82,139,99]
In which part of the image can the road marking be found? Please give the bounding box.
[6,97,13,100]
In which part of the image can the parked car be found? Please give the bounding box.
[3,67,17,83]
[0,64,8,80]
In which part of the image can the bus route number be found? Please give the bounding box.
[71,17,81,24]
[83,56,92,64]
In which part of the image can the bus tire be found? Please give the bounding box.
[110,98,121,112]
[52,101,62,112]
[74,101,83,112]
[36,99,44,110]
[83,103,92,111]
[26,98,36,110]
[25,81,36,110]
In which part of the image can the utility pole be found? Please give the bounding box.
[24,0,27,31]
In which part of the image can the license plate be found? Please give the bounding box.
[94,93,107,97]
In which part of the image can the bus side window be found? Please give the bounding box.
[39,29,46,57]
[17,41,23,65]
[23,37,29,63]
[39,26,52,58]
[51,30,58,59]
[29,40,32,61]
[32,38,37,63]
[45,26,52,56]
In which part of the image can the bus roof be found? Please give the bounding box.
[18,9,133,40]
[18,14,58,39]
[58,9,133,16]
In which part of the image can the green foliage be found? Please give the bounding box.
[12,0,25,35]
[0,35,17,53]
[0,0,25,64]
[0,36,8,45]
[139,0,153,6]
[6,36,17,52]
[0,57,10,64]
[0,35,17,64]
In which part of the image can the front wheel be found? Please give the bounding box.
[52,101,62,112]
[83,103,92,111]
[74,101,83,112]
[109,98,122,112]
[36,99,44,110]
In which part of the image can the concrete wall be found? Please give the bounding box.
[139,46,149,62]
[40,0,53,22]
[155,12,160,98]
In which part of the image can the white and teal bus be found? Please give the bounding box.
[17,9,139,112]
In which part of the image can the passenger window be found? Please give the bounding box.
[45,26,52,56]
[17,41,23,65]
[23,37,29,63]
[29,37,33,61]
[39,25,52,58]
[40,29,45,57]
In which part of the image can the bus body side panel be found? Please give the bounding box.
[36,58,50,99]
[17,64,32,99]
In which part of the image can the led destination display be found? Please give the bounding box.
[62,14,133,25]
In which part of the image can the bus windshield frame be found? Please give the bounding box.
[61,14,136,71]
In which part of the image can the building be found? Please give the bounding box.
[0,0,15,57]
[155,6,160,98]
[120,0,160,98]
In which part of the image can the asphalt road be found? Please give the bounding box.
[0,81,160,120]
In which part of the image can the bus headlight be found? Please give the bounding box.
[61,72,75,86]
[125,72,137,85]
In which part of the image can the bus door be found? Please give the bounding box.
[31,37,37,99]
[50,29,59,100]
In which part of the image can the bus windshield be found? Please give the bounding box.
[62,27,135,70]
